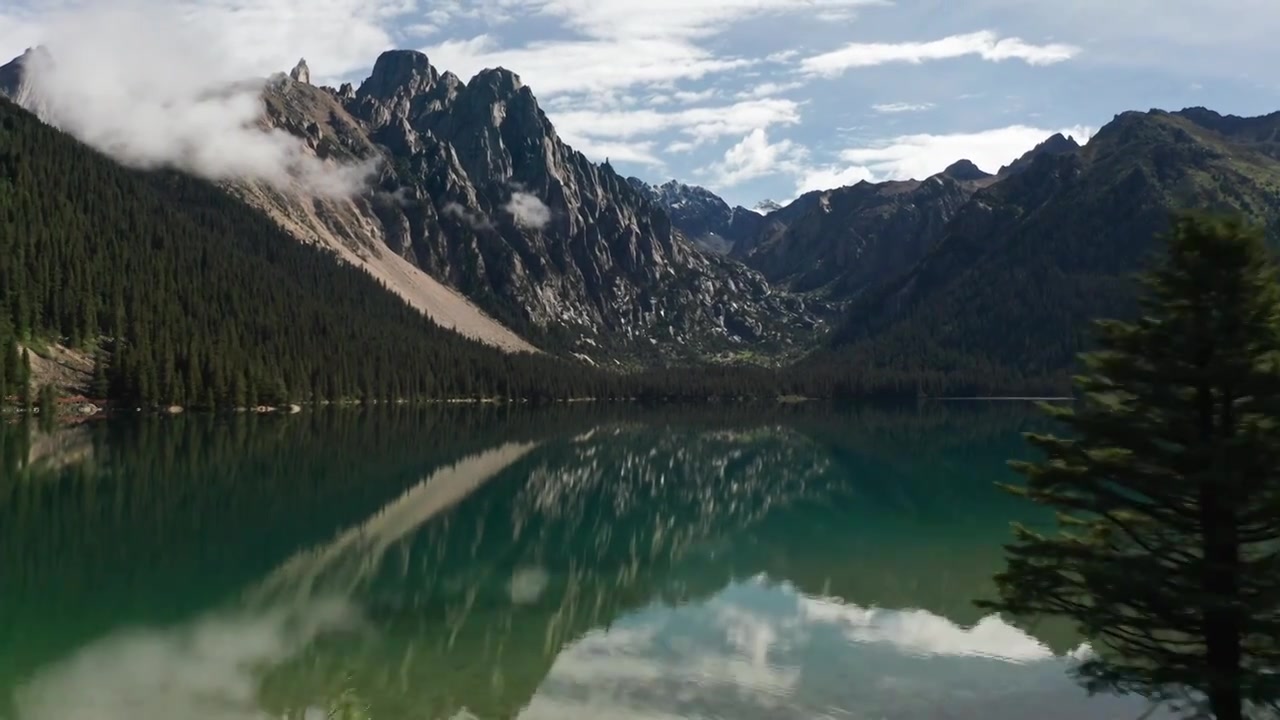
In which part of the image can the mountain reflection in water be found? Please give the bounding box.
[0,405,1175,719]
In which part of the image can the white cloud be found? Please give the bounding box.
[477,0,888,42]
[13,0,377,195]
[736,81,805,100]
[425,34,749,96]
[0,10,41,65]
[505,191,553,229]
[14,598,358,720]
[959,0,1280,76]
[553,98,802,145]
[557,136,664,166]
[402,23,439,38]
[442,201,495,230]
[838,124,1093,180]
[871,102,935,113]
[415,0,886,178]
[790,124,1093,196]
[793,164,874,195]
[801,30,1080,77]
[799,597,1053,662]
[707,128,807,187]
[553,96,804,168]
[672,88,719,104]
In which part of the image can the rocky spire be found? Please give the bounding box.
[358,50,438,101]
[290,58,311,85]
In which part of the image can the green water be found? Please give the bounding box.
[0,403,1172,719]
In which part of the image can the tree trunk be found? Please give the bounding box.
[1200,384,1243,720]
[1201,509,1244,720]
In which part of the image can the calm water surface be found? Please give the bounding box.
[0,404,1173,719]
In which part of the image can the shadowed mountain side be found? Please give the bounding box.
[829,108,1280,390]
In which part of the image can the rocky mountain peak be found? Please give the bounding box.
[998,132,1082,177]
[469,67,525,96]
[754,199,783,214]
[940,159,991,182]
[289,58,310,85]
[627,178,765,255]
[358,50,439,102]
[0,46,52,107]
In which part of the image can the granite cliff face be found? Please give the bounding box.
[254,51,823,364]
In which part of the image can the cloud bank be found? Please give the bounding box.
[13,0,375,196]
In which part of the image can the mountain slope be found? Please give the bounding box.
[740,170,980,298]
[0,95,601,406]
[830,107,1280,390]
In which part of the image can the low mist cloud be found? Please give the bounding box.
[14,0,375,196]
[504,191,551,230]
[442,201,495,230]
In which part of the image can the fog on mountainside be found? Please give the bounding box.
[3,3,376,195]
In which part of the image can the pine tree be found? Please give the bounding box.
[979,213,1280,719]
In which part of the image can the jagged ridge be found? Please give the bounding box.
[260,51,824,365]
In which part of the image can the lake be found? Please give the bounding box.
[0,403,1173,719]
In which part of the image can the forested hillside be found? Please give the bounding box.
[0,97,604,407]
[828,107,1280,392]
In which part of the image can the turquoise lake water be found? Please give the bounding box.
[0,403,1174,719]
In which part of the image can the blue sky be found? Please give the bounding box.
[4,0,1280,207]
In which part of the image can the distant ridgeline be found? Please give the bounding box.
[824,107,1280,390]
[4,86,1280,405]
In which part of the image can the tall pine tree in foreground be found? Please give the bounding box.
[979,212,1280,719]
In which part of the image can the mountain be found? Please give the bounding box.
[625,177,765,256]
[941,159,994,183]
[1,50,823,366]
[0,94,629,407]
[996,132,1081,178]
[828,107,1280,392]
[736,166,988,299]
